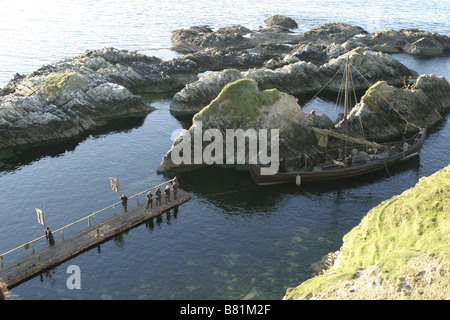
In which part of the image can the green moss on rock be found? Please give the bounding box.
[194,78,280,125]
[360,81,389,103]
[43,72,74,98]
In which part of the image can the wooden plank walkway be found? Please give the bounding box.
[0,189,191,289]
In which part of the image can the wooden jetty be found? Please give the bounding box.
[0,186,191,289]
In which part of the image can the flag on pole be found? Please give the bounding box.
[36,208,45,225]
[110,177,120,192]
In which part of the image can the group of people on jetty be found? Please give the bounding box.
[42,177,179,247]
[119,177,179,213]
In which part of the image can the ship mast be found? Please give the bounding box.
[343,55,350,160]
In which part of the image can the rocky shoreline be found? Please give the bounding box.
[1,16,450,156]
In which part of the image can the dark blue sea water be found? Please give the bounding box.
[0,0,449,300]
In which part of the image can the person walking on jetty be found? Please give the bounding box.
[155,187,162,206]
[121,194,128,212]
[172,177,178,200]
[45,227,55,246]
[145,191,153,212]
[164,185,171,204]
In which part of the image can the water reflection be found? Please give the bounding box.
[0,112,152,173]
[144,207,179,232]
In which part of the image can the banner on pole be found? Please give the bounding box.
[110,177,120,192]
[36,208,45,225]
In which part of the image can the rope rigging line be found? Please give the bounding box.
[247,63,348,163]
[277,62,347,135]
[348,61,422,131]
[348,60,368,142]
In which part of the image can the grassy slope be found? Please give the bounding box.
[284,164,450,300]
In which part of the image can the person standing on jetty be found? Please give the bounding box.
[172,177,178,200]
[145,191,153,212]
[45,227,55,246]
[121,194,128,212]
[155,187,162,205]
[164,185,171,204]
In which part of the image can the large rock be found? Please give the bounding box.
[320,47,417,92]
[158,79,333,173]
[1,47,202,97]
[0,69,154,149]
[264,15,298,29]
[338,74,450,141]
[170,25,256,53]
[297,22,367,45]
[185,47,275,72]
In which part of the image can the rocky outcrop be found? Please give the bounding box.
[339,74,450,141]
[170,20,450,77]
[170,47,418,115]
[0,48,200,96]
[0,69,154,149]
[0,48,190,148]
[358,28,450,56]
[298,23,367,45]
[158,79,334,173]
[170,21,367,56]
